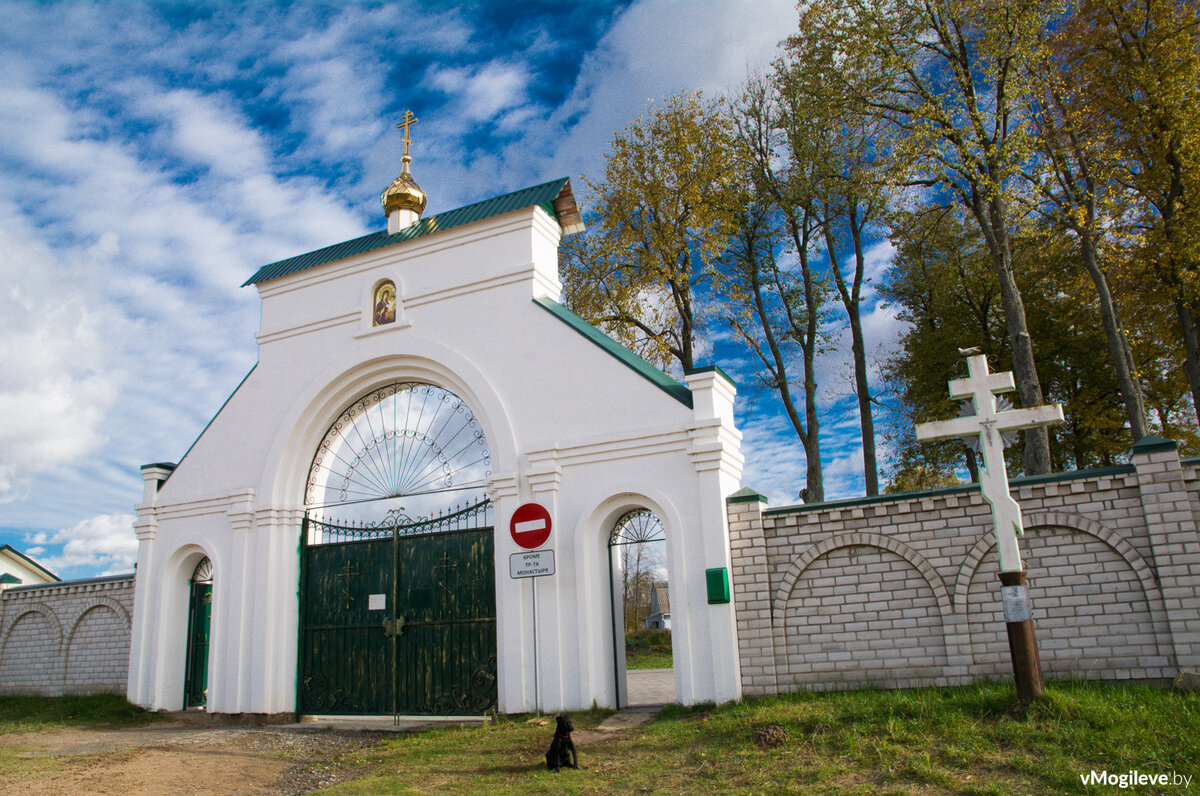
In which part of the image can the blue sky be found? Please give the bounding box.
[0,0,901,579]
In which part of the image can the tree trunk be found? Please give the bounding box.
[1175,296,1200,428]
[1078,230,1148,441]
[976,193,1052,475]
[779,209,824,502]
[800,253,824,503]
[964,448,980,483]
[824,220,879,495]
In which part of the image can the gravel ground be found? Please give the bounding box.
[4,722,390,795]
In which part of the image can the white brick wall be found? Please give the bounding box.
[779,545,948,690]
[731,443,1200,695]
[0,575,133,696]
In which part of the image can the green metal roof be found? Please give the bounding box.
[243,177,583,287]
[533,297,693,408]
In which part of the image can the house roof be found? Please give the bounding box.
[651,581,670,614]
[0,544,60,582]
[242,177,584,287]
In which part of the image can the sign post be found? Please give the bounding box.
[510,503,554,713]
[915,353,1063,704]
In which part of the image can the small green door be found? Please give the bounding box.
[184,581,212,708]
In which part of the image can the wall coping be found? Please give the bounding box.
[727,487,768,505]
[2,573,134,597]
[763,463,1137,517]
[1130,434,1178,455]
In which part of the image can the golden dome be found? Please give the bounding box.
[381,156,427,216]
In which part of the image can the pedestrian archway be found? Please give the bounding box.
[608,508,673,707]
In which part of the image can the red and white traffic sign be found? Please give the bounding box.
[510,502,552,549]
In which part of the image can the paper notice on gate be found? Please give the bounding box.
[368,593,386,611]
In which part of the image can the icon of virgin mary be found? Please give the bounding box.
[373,281,396,326]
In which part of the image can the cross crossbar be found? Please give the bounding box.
[914,354,1064,572]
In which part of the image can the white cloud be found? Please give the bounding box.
[539,0,796,180]
[153,89,272,177]
[0,0,837,579]
[0,223,129,502]
[427,61,534,122]
[26,512,138,577]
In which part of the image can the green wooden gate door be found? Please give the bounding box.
[184,582,212,708]
[298,502,497,715]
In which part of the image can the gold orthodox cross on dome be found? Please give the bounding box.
[396,110,419,158]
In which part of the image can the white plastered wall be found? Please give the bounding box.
[128,204,744,714]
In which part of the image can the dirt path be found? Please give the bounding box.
[2,722,386,795]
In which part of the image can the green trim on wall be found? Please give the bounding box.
[532,297,693,408]
[171,363,260,476]
[0,544,61,582]
[727,487,768,505]
[685,365,737,389]
[1130,435,1178,455]
[763,463,1138,517]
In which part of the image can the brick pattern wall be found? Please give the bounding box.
[730,442,1200,695]
[0,576,134,696]
[780,545,948,690]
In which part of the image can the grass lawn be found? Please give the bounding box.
[0,694,166,736]
[625,647,674,670]
[626,628,672,670]
[326,681,1198,795]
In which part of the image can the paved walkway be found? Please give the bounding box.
[626,667,675,706]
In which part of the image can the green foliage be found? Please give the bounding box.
[880,204,1147,482]
[561,91,739,373]
[625,628,673,670]
[560,0,1200,488]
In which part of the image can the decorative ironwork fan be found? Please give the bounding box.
[305,382,491,509]
[609,509,665,546]
[191,557,213,584]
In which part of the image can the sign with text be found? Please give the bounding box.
[510,502,552,549]
[510,549,555,579]
[1001,584,1032,623]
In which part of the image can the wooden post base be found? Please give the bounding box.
[999,570,1044,705]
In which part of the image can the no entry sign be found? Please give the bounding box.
[510,502,552,549]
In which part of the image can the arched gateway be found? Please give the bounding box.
[127,143,744,718]
[298,382,498,715]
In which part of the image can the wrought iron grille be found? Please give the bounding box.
[191,557,213,583]
[305,382,491,510]
[608,509,665,546]
[305,498,494,545]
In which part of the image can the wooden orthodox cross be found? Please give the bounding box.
[915,354,1063,571]
[915,353,1063,704]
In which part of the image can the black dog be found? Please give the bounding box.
[545,713,578,771]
